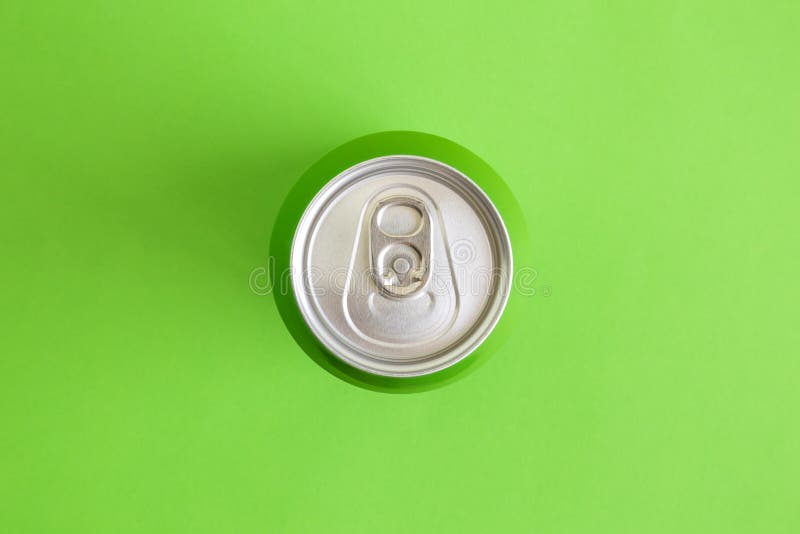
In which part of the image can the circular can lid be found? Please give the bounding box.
[291,155,512,377]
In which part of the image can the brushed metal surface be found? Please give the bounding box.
[291,156,512,377]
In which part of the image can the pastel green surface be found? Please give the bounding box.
[1,2,797,533]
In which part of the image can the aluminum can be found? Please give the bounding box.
[291,155,512,377]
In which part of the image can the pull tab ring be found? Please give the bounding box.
[369,196,432,298]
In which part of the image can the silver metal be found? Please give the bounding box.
[370,196,431,297]
[291,155,513,377]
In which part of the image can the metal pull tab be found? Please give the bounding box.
[369,196,431,297]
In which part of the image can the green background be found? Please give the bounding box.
[2,1,798,532]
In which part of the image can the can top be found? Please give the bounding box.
[291,155,512,377]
